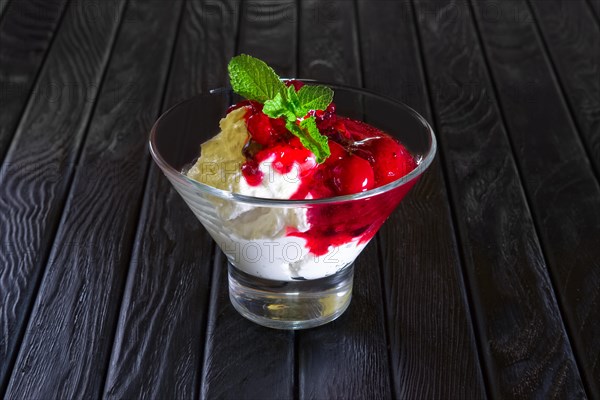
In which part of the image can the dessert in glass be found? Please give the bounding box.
[149,55,436,329]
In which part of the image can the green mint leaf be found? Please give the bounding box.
[285,116,330,163]
[296,85,334,115]
[263,93,290,119]
[228,54,286,103]
[300,117,330,163]
[285,85,302,114]
[227,55,332,162]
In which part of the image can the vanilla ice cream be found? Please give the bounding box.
[186,108,365,281]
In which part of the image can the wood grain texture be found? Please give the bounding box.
[588,0,600,19]
[198,1,297,398]
[201,253,295,399]
[297,1,393,399]
[3,1,183,398]
[412,0,587,397]
[0,0,10,18]
[237,0,297,77]
[0,0,127,394]
[529,0,600,178]
[162,0,242,105]
[299,0,360,84]
[357,1,487,398]
[472,1,600,396]
[103,1,239,399]
[0,0,68,162]
[104,169,214,400]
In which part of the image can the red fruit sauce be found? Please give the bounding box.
[228,81,419,255]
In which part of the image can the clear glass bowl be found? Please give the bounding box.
[149,82,436,329]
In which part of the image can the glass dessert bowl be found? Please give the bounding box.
[149,82,436,329]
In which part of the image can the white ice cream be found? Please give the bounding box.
[186,108,365,281]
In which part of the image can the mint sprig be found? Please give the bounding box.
[295,86,333,115]
[228,54,333,163]
[227,54,286,102]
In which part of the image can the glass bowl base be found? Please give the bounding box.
[227,263,354,330]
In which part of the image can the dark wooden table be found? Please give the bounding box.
[1,0,599,398]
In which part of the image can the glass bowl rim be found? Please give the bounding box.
[149,80,437,206]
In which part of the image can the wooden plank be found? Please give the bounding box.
[296,1,393,399]
[0,0,127,394]
[299,0,361,83]
[588,0,600,20]
[2,1,183,398]
[412,0,587,397]
[105,175,215,398]
[357,1,487,398]
[0,0,10,18]
[529,0,600,178]
[472,0,600,396]
[163,0,241,104]
[199,1,297,398]
[0,0,68,162]
[103,0,239,398]
[201,253,295,399]
[236,0,298,76]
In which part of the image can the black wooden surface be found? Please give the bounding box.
[471,1,600,396]
[0,0,68,163]
[357,2,487,398]
[0,0,598,399]
[414,1,587,397]
[1,0,127,394]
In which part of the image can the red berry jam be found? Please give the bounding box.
[284,79,305,91]
[229,85,418,255]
